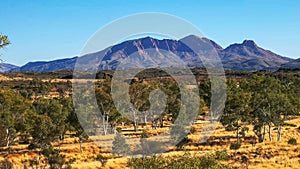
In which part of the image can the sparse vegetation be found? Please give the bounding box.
[0,70,299,168]
[112,133,131,156]
[287,138,297,145]
[229,142,241,150]
[127,151,233,169]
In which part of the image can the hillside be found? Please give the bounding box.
[10,35,296,72]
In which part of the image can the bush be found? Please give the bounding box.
[95,154,108,166]
[284,123,297,127]
[127,152,233,169]
[140,139,164,155]
[0,159,13,169]
[189,126,196,134]
[288,138,297,145]
[112,133,130,156]
[41,145,73,169]
[214,150,229,160]
[230,143,241,150]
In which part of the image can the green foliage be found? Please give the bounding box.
[95,154,108,166]
[112,133,130,156]
[0,88,31,147]
[41,145,74,169]
[287,138,297,145]
[140,130,149,138]
[229,142,241,150]
[283,123,297,127]
[127,152,233,169]
[247,75,299,142]
[0,33,10,49]
[221,79,251,144]
[214,150,229,160]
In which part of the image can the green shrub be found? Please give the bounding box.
[112,133,130,156]
[284,123,297,127]
[95,154,108,166]
[41,145,74,169]
[230,143,241,150]
[127,151,233,169]
[214,150,229,160]
[288,138,297,145]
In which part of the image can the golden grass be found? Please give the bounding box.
[1,116,300,169]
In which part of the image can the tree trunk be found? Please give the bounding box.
[236,128,240,144]
[257,126,264,143]
[144,114,147,124]
[268,124,272,142]
[102,112,109,135]
[160,117,164,128]
[37,153,40,169]
[5,128,9,147]
[277,125,282,141]
[79,137,83,152]
[133,110,138,132]
[133,121,138,132]
[262,125,266,142]
[236,120,240,144]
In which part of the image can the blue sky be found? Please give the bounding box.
[1,0,299,66]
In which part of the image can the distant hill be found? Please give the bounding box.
[10,35,295,72]
[11,57,78,72]
[0,63,19,73]
[280,58,300,69]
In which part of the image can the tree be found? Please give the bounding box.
[248,75,299,142]
[28,114,57,148]
[112,133,130,156]
[95,80,120,135]
[0,33,10,49]
[63,97,88,152]
[221,79,251,144]
[32,99,68,141]
[41,145,74,169]
[0,88,31,147]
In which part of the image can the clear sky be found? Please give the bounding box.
[1,0,299,66]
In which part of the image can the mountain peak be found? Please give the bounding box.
[10,35,295,72]
[242,40,257,47]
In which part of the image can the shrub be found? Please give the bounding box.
[288,138,297,145]
[127,152,233,169]
[41,145,72,169]
[0,159,13,169]
[95,154,108,166]
[214,150,229,160]
[230,143,241,150]
[140,130,149,138]
[112,133,130,156]
[189,126,196,134]
[140,139,164,155]
[284,123,297,127]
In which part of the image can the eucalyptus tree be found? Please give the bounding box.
[0,33,10,49]
[248,75,299,142]
[221,79,251,144]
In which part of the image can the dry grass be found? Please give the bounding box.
[1,116,300,169]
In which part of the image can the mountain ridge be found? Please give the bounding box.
[8,35,298,72]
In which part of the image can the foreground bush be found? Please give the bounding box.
[229,143,241,150]
[127,151,232,169]
[288,138,297,145]
[0,159,13,169]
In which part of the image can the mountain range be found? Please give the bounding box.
[0,63,19,73]
[3,35,300,73]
